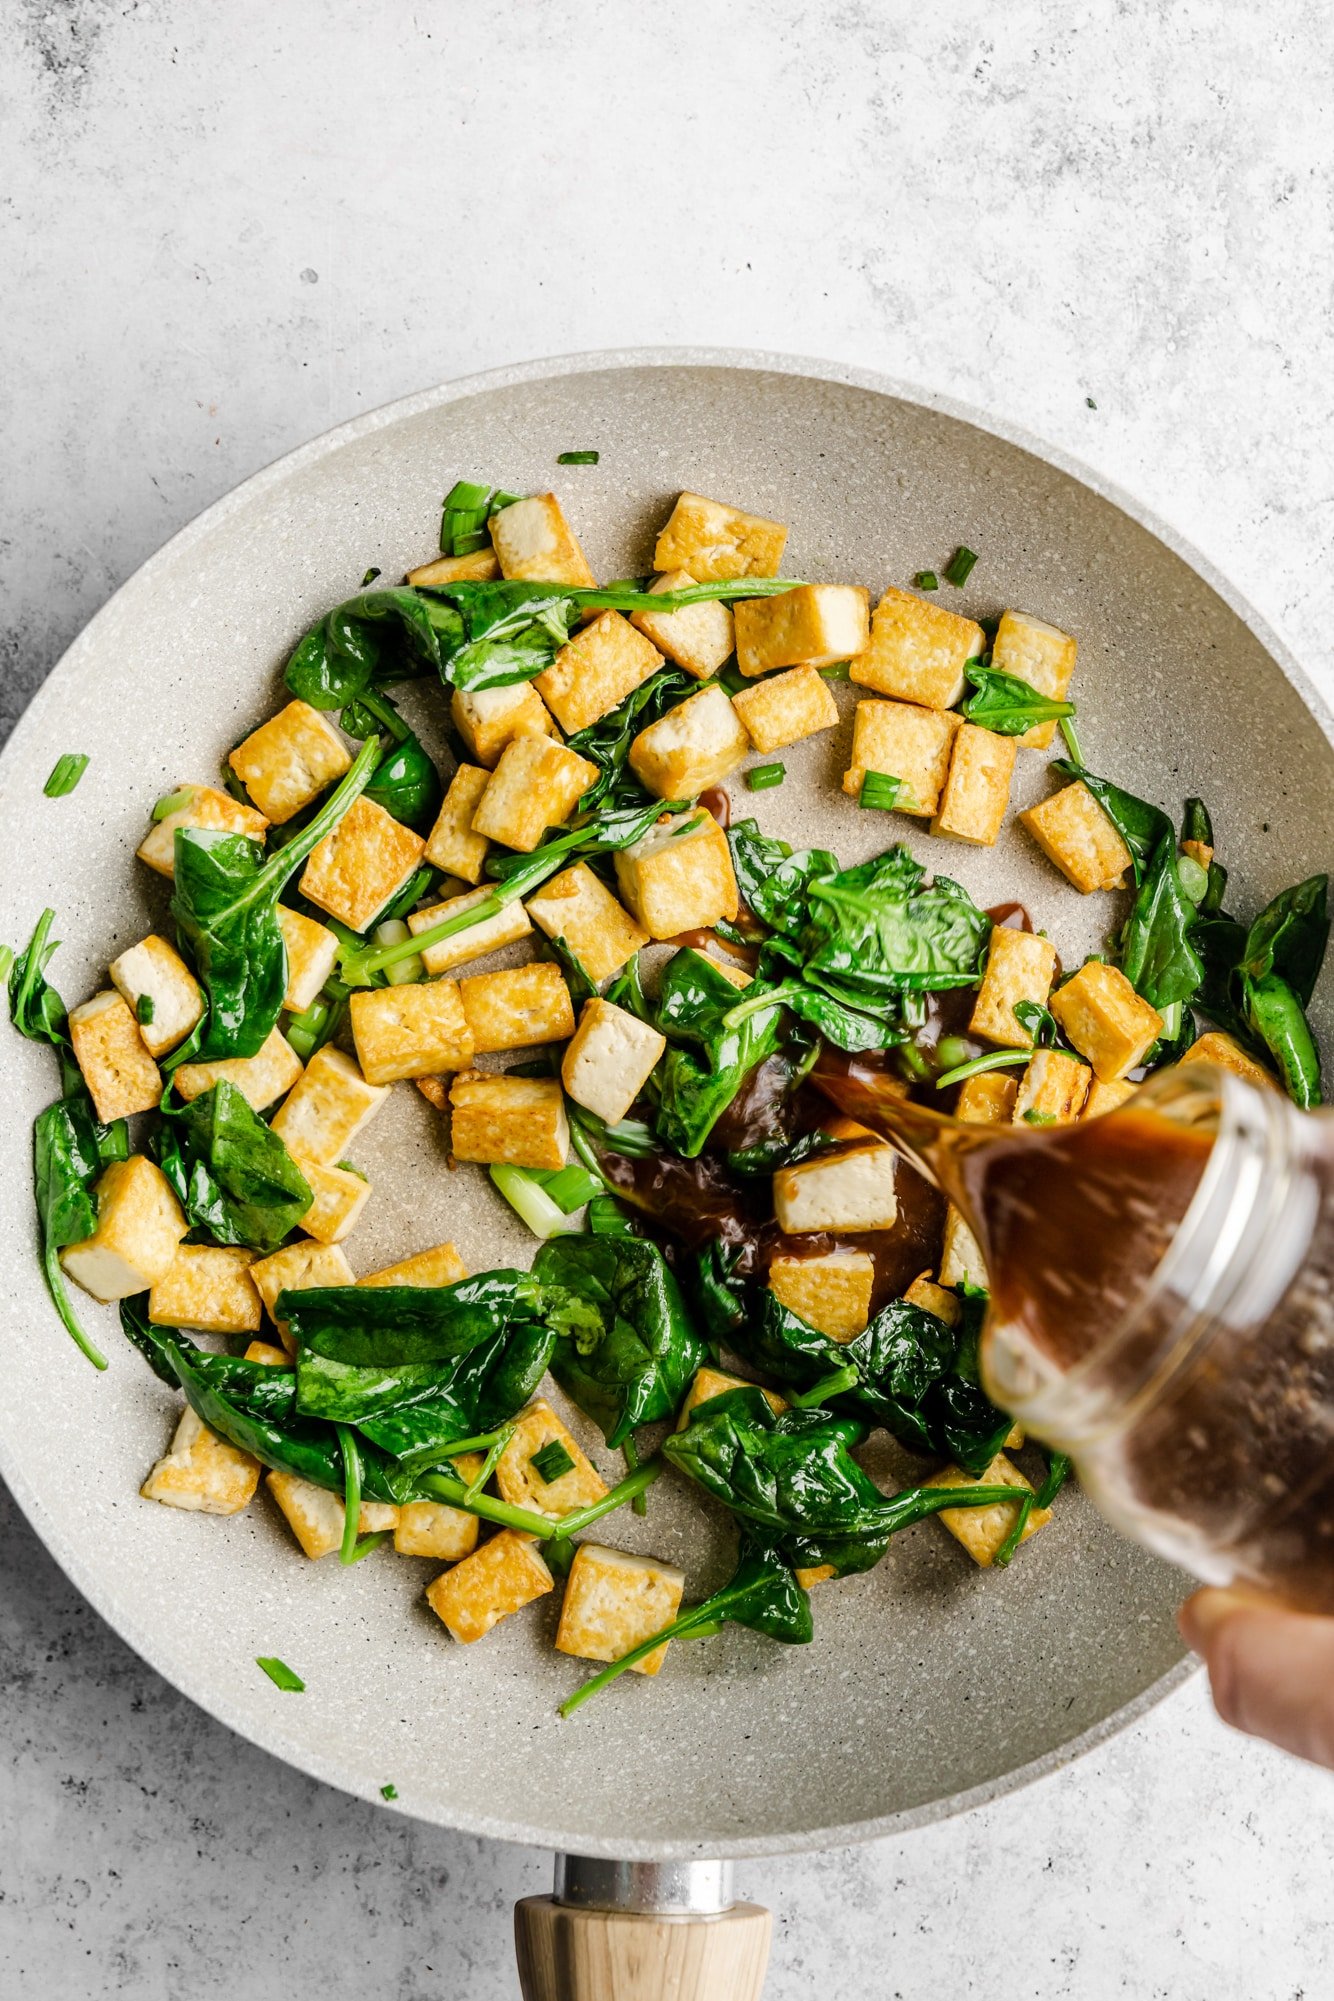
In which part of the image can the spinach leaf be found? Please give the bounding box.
[121,1298,298,1420]
[689,1240,749,1345]
[1244,973,1322,1107]
[284,587,465,709]
[1119,831,1205,1013]
[1194,880,1329,1108]
[153,1080,312,1252]
[357,1321,556,1468]
[566,666,693,810]
[281,1271,542,1368]
[1012,998,1060,1047]
[962,665,1075,736]
[727,822,839,942]
[533,1236,708,1448]
[654,949,787,1157]
[1240,875,1329,1005]
[802,849,990,1000]
[338,688,443,832]
[1051,761,1173,883]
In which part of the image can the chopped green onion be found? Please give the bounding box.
[43,753,89,797]
[361,566,381,587]
[913,571,939,592]
[489,1162,587,1239]
[541,1163,604,1213]
[151,785,194,822]
[858,771,903,812]
[935,1048,1030,1091]
[1178,855,1210,905]
[1022,1109,1057,1126]
[449,528,490,555]
[557,450,599,465]
[933,1035,972,1074]
[372,918,424,986]
[444,479,492,511]
[587,1193,641,1236]
[1059,715,1084,764]
[135,994,156,1026]
[1085,396,1098,410]
[746,762,786,792]
[530,1439,577,1484]
[944,546,979,587]
[256,1656,304,1692]
[380,1783,399,1800]
[818,661,851,680]
[285,993,336,1061]
[336,1159,368,1181]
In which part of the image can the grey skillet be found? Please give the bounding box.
[2,353,1330,1988]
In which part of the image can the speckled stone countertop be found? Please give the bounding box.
[4,4,1334,1995]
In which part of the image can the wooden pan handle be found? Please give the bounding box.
[514,1895,771,2000]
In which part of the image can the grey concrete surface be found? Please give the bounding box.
[3,2,1334,1994]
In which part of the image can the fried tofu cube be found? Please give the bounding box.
[135,783,268,878]
[850,587,985,711]
[423,763,492,883]
[495,1399,609,1518]
[266,1469,396,1560]
[1082,1075,1139,1119]
[938,1207,987,1290]
[933,723,1016,847]
[450,683,557,769]
[705,952,752,988]
[393,1499,480,1563]
[294,1159,372,1245]
[349,979,473,1084]
[228,700,352,824]
[449,1072,569,1170]
[148,1244,262,1334]
[733,584,870,677]
[903,1273,962,1327]
[731,664,839,754]
[991,609,1078,750]
[773,1143,898,1234]
[970,926,1059,1047]
[244,1340,290,1366]
[142,1406,260,1515]
[108,934,204,1059]
[459,962,576,1055]
[628,684,750,800]
[1020,783,1132,895]
[299,794,425,933]
[768,1250,875,1341]
[612,809,738,940]
[60,1155,188,1302]
[407,884,534,976]
[276,906,340,1013]
[677,1367,786,1427]
[653,491,787,582]
[270,1046,388,1164]
[555,1543,686,1675]
[406,547,500,586]
[842,699,960,816]
[955,1071,1019,1125]
[417,1076,451,1114]
[1014,1048,1091,1125]
[536,611,663,735]
[629,570,735,679]
[68,990,162,1121]
[925,1453,1052,1566]
[1182,837,1214,873]
[426,1529,554,1642]
[525,864,648,984]
[360,1241,467,1288]
[561,997,666,1124]
[1050,961,1162,1081]
[1179,1030,1277,1092]
[250,1239,355,1347]
[471,737,599,853]
[489,492,595,586]
[174,1027,304,1115]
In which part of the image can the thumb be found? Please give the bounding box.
[1180,1588,1334,1770]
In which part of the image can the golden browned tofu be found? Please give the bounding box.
[250,1239,355,1347]
[148,1244,262,1335]
[1178,1030,1278,1092]
[653,491,787,582]
[731,663,840,754]
[768,1250,875,1341]
[1014,1048,1092,1124]
[142,1407,260,1516]
[938,1206,986,1290]
[561,997,666,1124]
[495,1399,608,1518]
[1020,783,1132,895]
[68,990,162,1121]
[991,609,1077,750]
[969,926,1059,1047]
[276,906,340,1014]
[903,1272,962,1326]
[349,980,473,1084]
[628,684,750,800]
[360,1241,467,1288]
[423,763,492,884]
[228,700,352,824]
[448,1071,569,1169]
[842,699,960,816]
[954,1071,1019,1125]
[1182,837,1214,872]
[926,1453,1052,1566]
[1050,961,1162,1081]
[406,547,500,586]
[294,1159,372,1245]
[60,1156,188,1303]
[243,1339,291,1367]
[393,1498,480,1562]
[471,737,598,853]
[850,586,984,710]
[407,884,533,976]
[612,809,738,940]
[425,1529,554,1642]
[459,962,577,1055]
[266,1469,396,1559]
[535,610,663,735]
[450,682,557,769]
[629,570,735,679]
[107,934,203,1059]
[299,794,426,932]
[933,723,1016,847]
[174,1027,304,1115]
[269,1045,387,1163]
[773,1144,898,1234]
[525,863,647,984]
[733,584,870,677]
[489,492,596,586]
[1082,1074,1138,1119]
[135,783,268,878]
[555,1543,686,1675]
[677,1366,787,1428]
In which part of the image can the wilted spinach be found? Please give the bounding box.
[962,665,1075,736]
[1051,760,1173,884]
[566,665,693,810]
[653,949,787,1157]
[1196,875,1329,1107]
[153,1080,312,1253]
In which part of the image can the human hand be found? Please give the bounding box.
[1179,1588,1334,1771]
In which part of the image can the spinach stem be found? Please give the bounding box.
[417,1472,561,1540]
[44,1239,107,1371]
[934,1047,1030,1091]
[337,1423,363,1565]
[549,1456,663,1539]
[464,1420,517,1502]
[623,1433,648,1516]
[1059,715,1084,764]
[788,1365,860,1409]
[992,1490,1035,1568]
[560,1596,728,1717]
